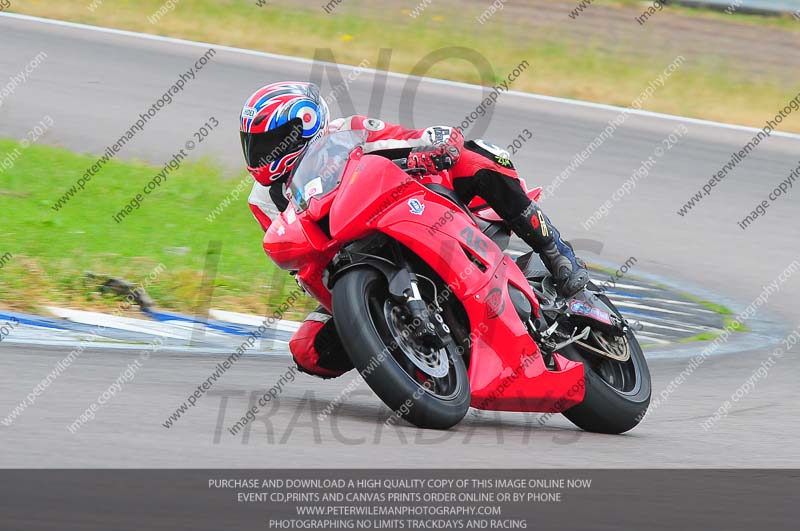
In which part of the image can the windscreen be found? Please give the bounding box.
[288,129,368,212]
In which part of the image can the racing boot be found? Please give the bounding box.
[510,202,589,298]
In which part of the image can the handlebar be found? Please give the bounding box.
[391,157,427,176]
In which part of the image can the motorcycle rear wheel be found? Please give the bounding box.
[332,268,470,430]
[559,288,651,434]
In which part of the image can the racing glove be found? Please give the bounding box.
[407,132,463,173]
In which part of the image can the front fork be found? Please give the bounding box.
[387,243,452,349]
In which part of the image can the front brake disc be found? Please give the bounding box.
[576,330,631,362]
[385,303,450,378]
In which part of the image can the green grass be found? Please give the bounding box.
[723,317,748,332]
[675,299,749,343]
[0,139,312,317]
[677,332,720,343]
[703,301,733,316]
[680,291,750,326]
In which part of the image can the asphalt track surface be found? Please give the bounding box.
[1,14,799,467]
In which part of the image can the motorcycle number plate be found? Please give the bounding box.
[569,299,612,325]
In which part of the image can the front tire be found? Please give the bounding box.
[332,268,470,430]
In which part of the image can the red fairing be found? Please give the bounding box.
[262,200,339,310]
[262,134,586,414]
[371,195,584,413]
[329,157,584,413]
[463,266,585,413]
[329,154,419,243]
[249,116,461,234]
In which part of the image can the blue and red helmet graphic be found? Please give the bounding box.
[240,82,330,184]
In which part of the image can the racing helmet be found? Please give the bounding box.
[240,82,330,185]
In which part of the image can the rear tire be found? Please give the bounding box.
[560,290,651,434]
[332,268,470,430]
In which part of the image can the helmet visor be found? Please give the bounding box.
[241,118,305,169]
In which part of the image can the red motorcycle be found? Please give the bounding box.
[263,130,651,433]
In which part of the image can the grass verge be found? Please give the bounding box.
[676,295,748,343]
[0,139,312,318]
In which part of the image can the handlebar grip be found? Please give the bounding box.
[392,157,427,176]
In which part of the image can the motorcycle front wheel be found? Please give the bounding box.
[332,267,470,430]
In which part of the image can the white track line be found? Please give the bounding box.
[209,309,301,333]
[642,298,710,308]
[3,12,800,141]
[636,315,725,332]
[636,320,696,333]
[45,307,224,340]
[613,301,699,317]
[605,282,656,292]
[604,292,702,307]
[3,324,102,343]
[607,294,717,314]
[638,320,720,334]
[634,333,671,345]
[146,318,237,339]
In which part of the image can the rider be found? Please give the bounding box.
[240,82,589,379]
